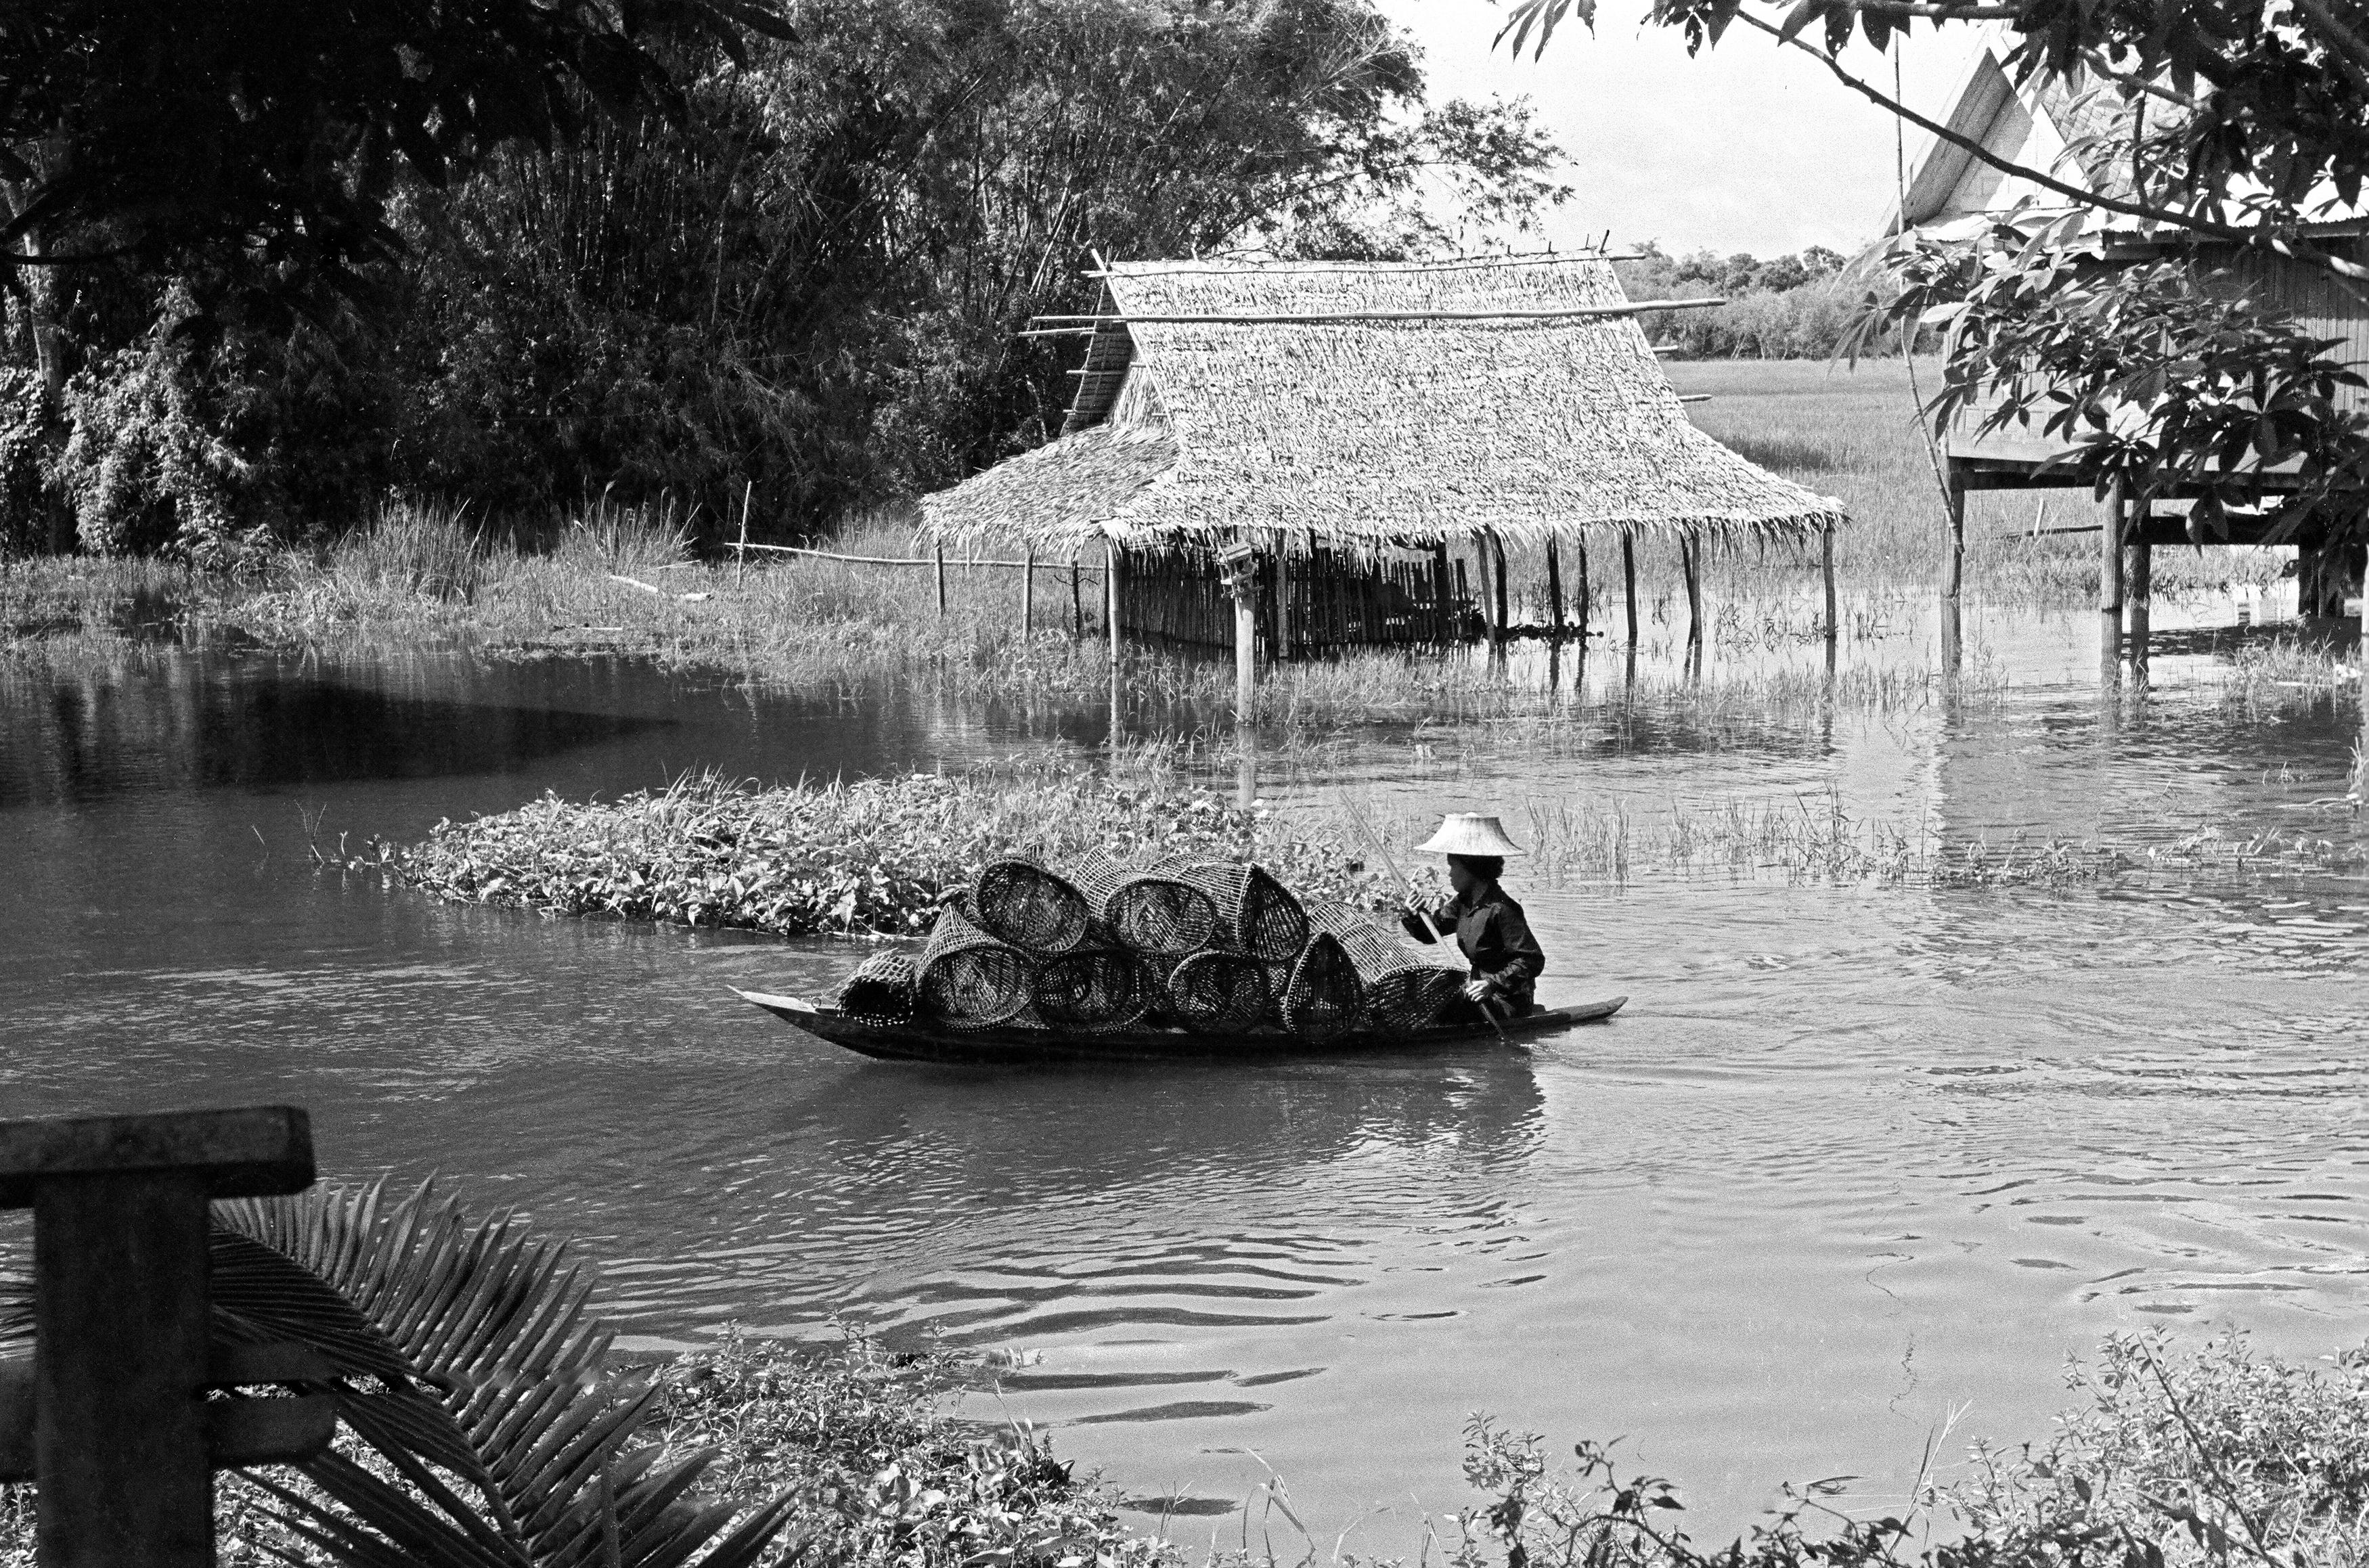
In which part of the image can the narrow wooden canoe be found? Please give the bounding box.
[730,987,1624,1065]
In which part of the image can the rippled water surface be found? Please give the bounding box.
[5,604,2368,1548]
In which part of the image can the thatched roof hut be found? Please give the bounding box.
[923,254,1845,557]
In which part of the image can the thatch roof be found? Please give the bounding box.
[922,255,1845,554]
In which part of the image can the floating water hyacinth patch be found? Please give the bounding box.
[360,763,1386,939]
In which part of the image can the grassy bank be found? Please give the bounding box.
[10,1329,2369,1568]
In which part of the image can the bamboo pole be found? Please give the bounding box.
[1545,537,1565,637]
[1622,532,1639,646]
[1020,549,1034,637]
[934,543,947,616]
[1070,555,1082,637]
[735,481,751,585]
[1432,543,1451,643]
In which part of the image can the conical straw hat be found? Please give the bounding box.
[1415,813,1526,857]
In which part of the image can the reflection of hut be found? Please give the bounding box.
[1890,45,2369,626]
[920,256,1846,674]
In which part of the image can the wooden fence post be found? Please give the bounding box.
[935,544,947,617]
[0,1106,332,1568]
[1020,550,1034,640]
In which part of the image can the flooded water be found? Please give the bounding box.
[4,596,2368,1550]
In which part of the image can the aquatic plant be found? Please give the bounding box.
[369,763,1384,939]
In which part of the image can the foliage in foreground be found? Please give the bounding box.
[371,763,1388,939]
[1451,1332,2369,1568]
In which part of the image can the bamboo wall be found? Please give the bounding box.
[1117,546,1478,654]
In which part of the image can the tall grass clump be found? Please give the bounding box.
[324,497,489,602]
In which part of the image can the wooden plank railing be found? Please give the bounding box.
[1,1106,332,1568]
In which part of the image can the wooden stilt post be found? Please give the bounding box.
[1939,464,1964,673]
[1622,531,1639,646]
[1681,534,1702,646]
[1275,548,1293,660]
[2129,497,2152,683]
[1020,550,1034,639]
[1070,555,1082,638]
[1235,591,1256,721]
[2102,476,2127,681]
[1545,538,1566,639]
[1432,543,1451,644]
[1821,517,1838,643]
[1107,542,1124,737]
[1490,533,1510,641]
[1575,538,1591,631]
[935,543,947,617]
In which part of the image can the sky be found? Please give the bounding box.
[1381,0,1985,259]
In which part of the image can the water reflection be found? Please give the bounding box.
[4,611,2369,1544]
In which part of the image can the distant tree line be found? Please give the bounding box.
[1618,243,1930,359]
[1,0,1565,560]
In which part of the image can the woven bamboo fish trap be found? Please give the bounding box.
[1032,947,1157,1032]
[1165,949,1272,1034]
[1308,903,1465,1034]
[971,859,1094,956]
[1276,932,1363,1043]
[1066,855,1218,958]
[918,904,1032,1028]
[837,951,919,1024]
[1164,859,1308,964]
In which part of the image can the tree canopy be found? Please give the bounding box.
[1502,0,2369,539]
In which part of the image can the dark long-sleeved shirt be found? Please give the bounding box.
[1401,881,1545,1011]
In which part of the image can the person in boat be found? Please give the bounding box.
[1401,813,1545,1020]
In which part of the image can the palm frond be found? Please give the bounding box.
[210,1180,795,1568]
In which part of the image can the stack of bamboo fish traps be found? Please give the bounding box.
[837,851,1467,1041]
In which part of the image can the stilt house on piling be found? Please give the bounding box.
[919,254,1848,658]
[1890,45,2369,619]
